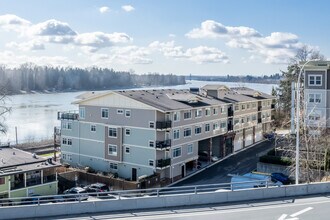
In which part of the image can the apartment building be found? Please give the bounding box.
[59,85,274,183]
[304,61,330,129]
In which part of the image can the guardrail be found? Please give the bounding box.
[1,181,330,219]
[0,180,277,207]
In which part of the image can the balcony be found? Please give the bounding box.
[156,121,172,130]
[156,140,171,149]
[58,111,79,120]
[271,104,275,109]
[156,158,171,168]
[258,106,262,111]
[228,109,234,117]
[258,118,262,123]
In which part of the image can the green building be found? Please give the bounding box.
[0,145,60,198]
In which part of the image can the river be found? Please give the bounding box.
[1,80,277,144]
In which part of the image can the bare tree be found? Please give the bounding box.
[0,85,11,135]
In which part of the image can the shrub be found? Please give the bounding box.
[259,155,293,166]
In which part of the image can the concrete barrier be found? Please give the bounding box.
[2,182,330,220]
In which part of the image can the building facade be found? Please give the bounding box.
[0,145,60,199]
[59,85,274,183]
[304,61,330,129]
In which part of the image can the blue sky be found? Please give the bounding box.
[0,0,329,75]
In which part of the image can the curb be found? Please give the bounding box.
[168,139,270,187]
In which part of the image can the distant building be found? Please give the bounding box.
[0,145,60,199]
[58,85,274,183]
[304,61,330,129]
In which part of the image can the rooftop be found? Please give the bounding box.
[0,145,60,176]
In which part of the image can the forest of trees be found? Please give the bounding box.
[0,64,186,94]
[189,73,281,84]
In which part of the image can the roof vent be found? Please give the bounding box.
[32,153,37,159]
[12,152,15,155]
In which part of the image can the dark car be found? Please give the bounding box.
[84,183,109,196]
[63,187,89,201]
[271,173,290,185]
[198,151,209,161]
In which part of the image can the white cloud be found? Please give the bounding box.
[149,41,229,64]
[74,32,132,52]
[187,20,313,64]
[0,14,31,32]
[6,40,45,51]
[0,50,73,67]
[29,19,77,36]
[99,6,110,14]
[169,34,176,38]
[122,5,135,12]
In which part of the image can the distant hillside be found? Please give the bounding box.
[0,64,186,94]
[187,74,281,84]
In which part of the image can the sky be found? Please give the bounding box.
[0,0,329,76]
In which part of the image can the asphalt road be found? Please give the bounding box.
[39,194,330,220]
[172,140,275,186]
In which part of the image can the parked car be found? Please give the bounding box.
[63,187,89,201]
[84,183,109,196]
[271,173,290,185]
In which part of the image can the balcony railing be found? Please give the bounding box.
[271,104,275,109]
[156,121,172,130]
[156,158,171,168]
[156,140,171,149]
[258,106,262,111]
[258,118,262,123]
[58,111,79,120]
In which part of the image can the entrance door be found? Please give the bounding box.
[181,165,185,178]
[132,168,137,181]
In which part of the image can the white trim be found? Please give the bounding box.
[125,128,131,136]
[148,159,155,167]
[90,124,96,132]
[117,109,124,114]
[149,121,155,129]
[125,146,130,154]
[108,127,118,138]
[125,109,131,118]
[183,127,192,138]
[61,135,104,143]
[79,121,155,131]
[172,156,198,166]
[10,181,58,193]
[308,74,323,86]
[172,146,182,158]
[108,144,118,156]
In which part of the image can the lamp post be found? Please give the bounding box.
[295,59,319,185]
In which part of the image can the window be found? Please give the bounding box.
[117,109,124,114]
[110,163,118,170]
[125,110,131,117]
[125,128,131,136]
[213,122,219,130]
[125,147,130,153]
[149,122,155,128]
[149,141,155,147]
[220,121,226,129]
[62,154,66,160]
[62,122,72,130]
[62,138,67,145]
[205,123,210,132]
[173,147,182,158]
[149,160,154,166]
[195,125,202,135]
[247,116,250,123]
[173,129,180,140]
[101,108,109,119]
[0,177,5,185]
[242,105,246,110]
[108,144,117,156]
[205,108,211,116]
[252,115,257,121]
[187,144,193,154]
[246,104,250,109]
[213,108,218,115]
[91,125,96,132]
[79,107,85,119]
[241,118,245,123]
[309,114,321,121]
[195,109,202,118]
[183,110,192,119]
[309,94,321,103]
[234,119,239,125]
[67,139,72,145]
[220,106,225,114]
[108,127,117,138]
[234,105,239,111]
[173,111,180,121]
[183,128,192,137]
[309,75,322,86]
[252,103,257,108]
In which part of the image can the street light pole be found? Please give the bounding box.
[295,59,319,185]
